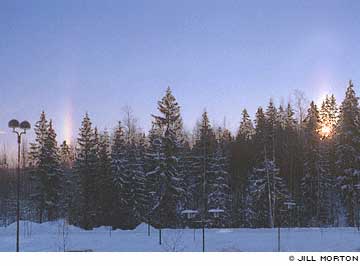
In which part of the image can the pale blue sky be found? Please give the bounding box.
[1,0,360,154]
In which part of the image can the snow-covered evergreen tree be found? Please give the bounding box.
[249,159,289,228]
[96,130,113,226]
[318,96,339,225]
[254,107,267,161]
[111,122,136,229]
[144,122,165,226]
[319,95,338,139]
[43,120,62,221]
[59,141,72,168]
[111,122,127,190]
[301,102,321,226]
[189,112,216,214]
[335,80,360,227]
[280,103,299,195]
[207,137,231,227]
[231,109,256,226]
[150,87,185,227]
[74,113,98,229]
[59,140,76,222]
[29,112,62,222]
[300,101,334,226]
[265,99,278,161]
[236,109,255,141]
[129,133,147,223]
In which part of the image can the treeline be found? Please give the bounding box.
[1,81,360,229]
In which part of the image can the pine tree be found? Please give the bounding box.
[111,122,127,190]
[265,99,278,162]
[277,104,287,130]
[254,107,267,161]
[274,102,302,211]
[74,113,98,229]
[207,134,231,227]
[150,87,185,227]
[319,95,338,139]
[29,112,62,222]
[145,122,165,226]
[335,80,360,227]
[301,101,331,226]
[111,122,136,229]
[190,112,216,216]
[129,133,147,224]
[43,120,62,221]
[236,109,255,141]
[249,159,289,228]
[60,141,72,168]
[318,96,339,225]
[179,137,194,219]
[231,109,255,226]
[96,130,113,226]
[59,140,75,221]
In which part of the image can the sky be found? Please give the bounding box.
[1,0,360,155]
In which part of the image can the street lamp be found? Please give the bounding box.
[181,210,199,242]
[8,119,31,252]
[277,201,297,252]
[208,209,225,219]
[181,208,223,252]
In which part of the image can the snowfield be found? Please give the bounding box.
[0,221,359,252]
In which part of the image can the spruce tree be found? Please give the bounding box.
[318,96,339,225]
[150,87,185,227]
[335,80,360,227]
[59,140,75,221]
[265,99,278,161]
[254,107,267,161]
[231,109,255,226]
[249,159,289,228]
[190,112,216,216]
[43,120,62,221]
[301,101,329,226]
[236,109,255,141]
[207,133,231,227]
[129,133,147,224]
[29,112,62,222]
[74,113,98,229]
[111,122,136,229]
[145,122,165,226]
[96,130,113,226]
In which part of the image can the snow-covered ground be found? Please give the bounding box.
[0,221,359,252]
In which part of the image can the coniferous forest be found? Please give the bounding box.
[1,81,360,230]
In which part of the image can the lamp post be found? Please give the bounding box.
[181,210,198,242]
[277,201,296,252]
[181,208,223,252]
[8,119,31,252]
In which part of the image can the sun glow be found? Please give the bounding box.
[63,102,73,145]
[319,125,332,139]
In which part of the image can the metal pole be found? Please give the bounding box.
[159,229,162,245]
[202,223,205,252]
[16,134,21,252]
[277,227,281,252]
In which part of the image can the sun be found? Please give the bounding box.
[319,125,332,139]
